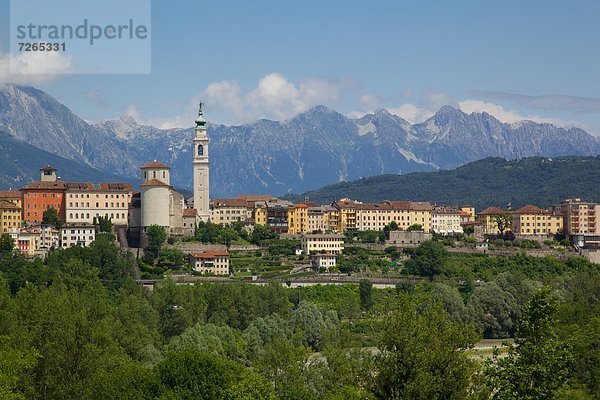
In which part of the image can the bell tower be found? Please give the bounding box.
[193,103,210,222]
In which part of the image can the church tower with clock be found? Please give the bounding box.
[193,103,211,222]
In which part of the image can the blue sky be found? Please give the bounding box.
[1,0,600,134]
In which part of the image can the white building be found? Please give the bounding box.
[61,223,96,248]
[65,182,133,226]
[300,233,345,254]
[311,253,337,271]
[140,161,172,230]
[431,208,464,235]
[193,103,211,222]
[189,250,230,275]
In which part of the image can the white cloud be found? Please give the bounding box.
[205,73,350,124]
[457,99,583,129]
[0,52,73,86]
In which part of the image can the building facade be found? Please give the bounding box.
[431,207,463,235]
[65,182,133,225]
[300,233,345,254]
[287,203,308,234]
[552,198,599,236]
[21,166,66,224]
[211,198,252,225]
[311,253,337,271]
[189,250,230,275]
[511,205,563,236]
[60,224,96,248]
[0,200,21,234]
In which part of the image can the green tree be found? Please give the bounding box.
[359,279,374,311]
[0,234,15,255]
[493,213,513,236]
[485,288,574,399]
[373,298,479,399]
[405,240,448,280]
[42,206,62,229]
[291,301,328,351]
[407,223,422,231]
[145,224,167,263]
[94,215,113,233]
[157,350,276,399]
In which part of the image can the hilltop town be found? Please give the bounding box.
[1,105,598,280]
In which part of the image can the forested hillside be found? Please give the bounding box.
[0,232,598,399]
[289,156,600,209]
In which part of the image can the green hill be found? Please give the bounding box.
[287,156,600,209]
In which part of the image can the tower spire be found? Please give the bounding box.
[195,102,207,127]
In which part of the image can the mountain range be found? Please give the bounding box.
[0,84,599,196]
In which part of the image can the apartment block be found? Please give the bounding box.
[0,200,21,234]
[189,250,230,275]
[60,224,96,248]
[475,207,506,235]
[300,233,344,254]
[431,207,463,235]
[552,198,599,236]
[511,205,563,236]
[287,203,309,234]
[211,198,252,225]
[65,182,133,225]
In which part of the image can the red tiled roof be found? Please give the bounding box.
[385,201,433,211]
[0,190,20,199]
[0,200,20,210]
[294,203,309,208]
[189,250,230,259]
[357,203,392,211]
[332,199,361,209]
[236,195,274,201]
[183,209,197,217]
[140,179,170,187]
[213,198,250,208]
[140,161,170,169]
[21,181,67,190]
[512,205,546,215]
[65,182,133,192]
[478,207,506,215]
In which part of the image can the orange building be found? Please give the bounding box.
[21,166,67,223]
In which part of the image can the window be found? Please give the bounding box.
[198,144,204,156]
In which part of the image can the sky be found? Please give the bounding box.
[1,0,600,135]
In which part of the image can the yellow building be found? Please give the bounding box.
[356,203,393,231]
[511,205,563,235]
[332,199,359,231]
[323,206,339,232]
[253,202,268,226]
[476,207,507,235]
[287,203,309,234]
[460,205,475,222]
[385,201,433,232]
[0,190,22,209]
[0,200,21,234]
